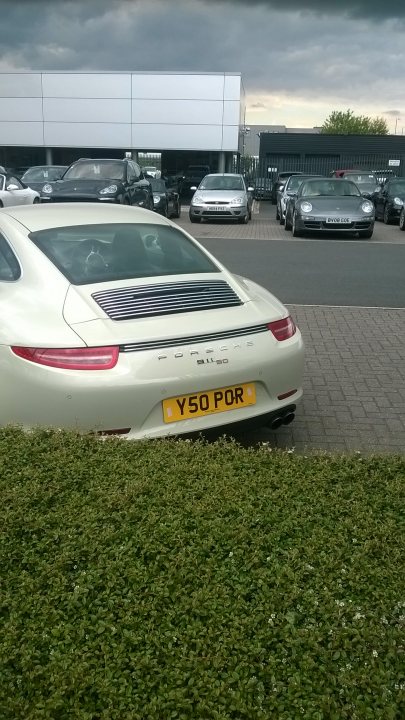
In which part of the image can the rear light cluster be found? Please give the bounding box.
[11,346,119,370]
[11,316,297,370]
[267,315,297,341]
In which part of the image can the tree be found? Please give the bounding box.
[320,109,388,135]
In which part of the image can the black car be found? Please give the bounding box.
[374,177,405,224]
[331,171,380,200]
[40,158,153,208]
[21,166,68,197]
[271,171,303,204]
[149,178,181,218]
[252,176,273,200]
[181,165,211,197]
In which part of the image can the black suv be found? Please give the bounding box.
[40,158,153,208]
[181,165,211,196]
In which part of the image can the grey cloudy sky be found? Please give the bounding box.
[1,0,404,130]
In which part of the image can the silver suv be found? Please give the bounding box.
[189,173,254,224]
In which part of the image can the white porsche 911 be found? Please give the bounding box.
[0,170,40,208]
[0,203,304,438]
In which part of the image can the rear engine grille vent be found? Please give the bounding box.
[92,279,243,321]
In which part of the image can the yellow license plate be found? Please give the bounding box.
[162,383,256,423]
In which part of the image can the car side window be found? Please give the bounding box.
[0,234,21,281]
[129,161,141,180]
[127,163,135,184]
[7,176,23,189]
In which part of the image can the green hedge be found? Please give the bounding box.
[0,428,404,719]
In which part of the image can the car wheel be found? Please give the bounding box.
[276,204,280,220]
[172,200,181,219]
[292,213,302,237]
[359,229,373,239]
[279,212,285,226]
[189,216,201,223]
[399,208,405,231]
[0,200,3,208]
[383,204,392,224]
[238,213,249,224]
[33,197,40,205]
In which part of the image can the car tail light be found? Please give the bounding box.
[267,316,296,341]
[11,345,119,370]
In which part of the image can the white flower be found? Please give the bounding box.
[353,612,365,621]
[372,650,378,658]
[228,551,233,558]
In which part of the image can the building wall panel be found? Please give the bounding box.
[0,121,43,145]
[44,122,132,148]
[131,124,223,151]
[0,73,42,97]
[42,73,131,99]
[0,98,43,122]
[43,98,131,124]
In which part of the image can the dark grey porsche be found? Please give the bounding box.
[284,178,375,239]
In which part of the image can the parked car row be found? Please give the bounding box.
[272,169,405,238]
[2,160,187,217]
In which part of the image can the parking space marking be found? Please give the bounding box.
[288,303,405,311]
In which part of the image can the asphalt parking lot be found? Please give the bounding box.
[174,202,405,454]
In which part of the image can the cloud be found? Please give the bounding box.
[0,0,404,128]
[203,0,405,20]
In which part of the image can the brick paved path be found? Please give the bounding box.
[175,205,405,454]
[245,305,405,454]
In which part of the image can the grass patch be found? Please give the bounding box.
[0,428,404,719]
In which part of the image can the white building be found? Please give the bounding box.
[0,71,245,173]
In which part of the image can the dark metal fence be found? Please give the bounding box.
[236,153,404,189]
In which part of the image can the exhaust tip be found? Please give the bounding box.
[269,416,283,430]
[282,412,295,426]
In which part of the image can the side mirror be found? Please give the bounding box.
[7,183,19,191]
[247,186,254,192]
[278,184,285,192]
